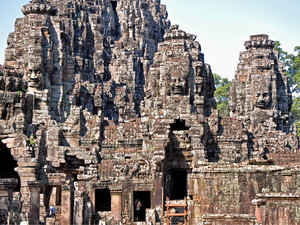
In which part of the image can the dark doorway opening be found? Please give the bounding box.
[95,188,111,211]
[170,119,189,131]
[171,170,187,200]
[207,148,218,162]
[0,140,20,191]
[133,191,151,222]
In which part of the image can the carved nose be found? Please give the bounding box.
[30,72,37,79]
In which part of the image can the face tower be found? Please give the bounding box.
[230,34,292,133]
[230,34,298,160]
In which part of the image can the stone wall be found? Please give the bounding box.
[190,166,300,224]
[0,1,299,225]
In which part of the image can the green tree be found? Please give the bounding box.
[275,42,300,136]
[275,41,300,93]
[291,96,300,136]
[213,73,232,117]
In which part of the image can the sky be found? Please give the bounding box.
[0,0,28,65]
[0,0,299,80]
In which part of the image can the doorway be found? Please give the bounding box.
[0,140,20,191]
[95,188,111,211]
[133,191,151,222]
[171,170,187,200]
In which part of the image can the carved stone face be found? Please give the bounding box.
[255,91,271,109]
[170,77,187,95]
[28,69,43,89]
[253,76,271,109]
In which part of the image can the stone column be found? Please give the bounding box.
[17,160,39,213]
[155,172,163,206]
[252,199,264,224]
[61,184,73,225]
[73,196,84,225]
[154,164,164,222]
[28,181,41,225]
[111,189,122,221]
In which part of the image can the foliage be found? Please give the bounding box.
[213,73,232,117]
[295,121,300,137]
[274,41,300,94]
[291,96,300,136]
[275,41,300,136]
[17,85,28,99]
[27,136,35,147]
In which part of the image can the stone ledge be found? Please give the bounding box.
[256,193,300,200]
[202,214,256,221]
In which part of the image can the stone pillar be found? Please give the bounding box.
[61,184,73,225]
[252,199,264,224]
[154,165,164,222]
[73,196,84,225]
[155,172,163,206]
[111,190,122,221]
[17,160,39,213]
[28,181,41,225]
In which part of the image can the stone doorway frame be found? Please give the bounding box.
[132,190,152,223]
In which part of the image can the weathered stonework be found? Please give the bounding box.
[230,34,298,162]
[0,1,299,225]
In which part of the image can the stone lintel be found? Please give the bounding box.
[62,183,73,192]
[0,178,18,191]
[28,181,41,191]
[255,193,300,201]
[202,214,256,222]
[110,185,123,192]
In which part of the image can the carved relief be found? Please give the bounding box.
[28,69,43,89]
[253,74,272,109]
[118,158,153,180]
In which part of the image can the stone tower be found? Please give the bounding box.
[0,1,300,224]
[143,25,215,118]
[1,0,170,223]
[229,34,298,160]
[230,34,292,133]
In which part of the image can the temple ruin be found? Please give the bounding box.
[0,0,299,224]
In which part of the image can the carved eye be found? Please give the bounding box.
[256,93,261,97]
[263,93,268,97]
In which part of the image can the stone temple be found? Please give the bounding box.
[0,0,299,224]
